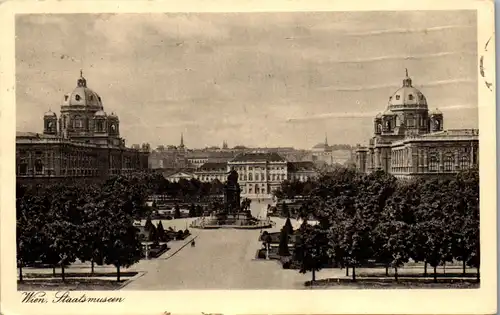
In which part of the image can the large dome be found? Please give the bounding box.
[62,71,103,109]
[387,70,427,110]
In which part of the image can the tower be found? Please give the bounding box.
[179,133,185,149]
[43,109,58,135]
[429,108,444,132]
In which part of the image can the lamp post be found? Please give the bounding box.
[144,242,153,260]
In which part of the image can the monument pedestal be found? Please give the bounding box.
[190,169,272,230]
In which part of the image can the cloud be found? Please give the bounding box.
[348,25,474,36]
[335,51,476,64]
[286,111,378,123]
[319,78,476,92]
[286,104,478,124]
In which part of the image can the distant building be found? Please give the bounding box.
[163,171,195,183]
[355,70,479,179]
[310,135,353,166]
[228,152,288,196]
[16,71,149,184]
[189,152,318,197]
[287,161,316,182]
[149,135,187,170]
[195,162,227,182]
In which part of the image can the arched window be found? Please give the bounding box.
[19,160,28,175]
[377,124,382,133]
[395,95,400,100]
[35,159,43,174]
[408,94,414,100]
[255,173,260,181]
[444,155,453,172]
[248,173,253,181]
[434,119,440,130]
[73,116,82,128]
[429,155,439,172]
[75,94,81,101]
[460,156,470,170]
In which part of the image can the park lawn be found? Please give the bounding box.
[18,279,125,291]
[305,278,480,289]
[21,271,138,279]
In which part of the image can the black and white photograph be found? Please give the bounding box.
[0,0,496,314]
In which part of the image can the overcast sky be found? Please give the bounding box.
[16,11,478,149]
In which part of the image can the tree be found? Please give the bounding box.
[414,178,455,282]
[16,184,47,281]
[78,200,109,275]
[284,217,294,235]
[294,222,329,283]
[156,221,166,242]
[103,214,143,282]
[281,202,290,218]
[144,217,158,243]
[45,184,89,281]
[278,228,291,257]
[189,203,196,217]
[449,169,479,278]
[374,180,418,279]
[174,204,181,219]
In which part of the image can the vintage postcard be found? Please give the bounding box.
[0,0,496,314]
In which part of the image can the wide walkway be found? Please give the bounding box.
[124,199,318,290]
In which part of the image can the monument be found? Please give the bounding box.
[224,169,241,213]
[191,169,272,229]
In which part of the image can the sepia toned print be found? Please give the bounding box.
[1,1,496,315]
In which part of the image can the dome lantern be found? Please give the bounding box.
[77,69,87,88]
[44,109,56,117]
[402,68,412,87]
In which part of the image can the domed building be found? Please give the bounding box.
[16,71,150,183]
[355,70,478,179]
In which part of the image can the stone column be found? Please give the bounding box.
[412,147,418,173]
[423,150,428,171]
[439,151,444,172]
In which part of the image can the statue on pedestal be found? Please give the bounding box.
[224,168,241,214]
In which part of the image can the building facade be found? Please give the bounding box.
[311,136,353,166]
[355,70,479,179]
[194,162,228,183]
[16,71,150,183]
[187,152,317,197]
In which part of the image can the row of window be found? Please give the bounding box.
[393,94,424,101]
[390,155,471,173]
[65,94,101,103]
[230,166,286,171]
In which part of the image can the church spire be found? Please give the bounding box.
[325,133,328,146]
[180,133,184,147]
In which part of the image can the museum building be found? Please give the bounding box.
[16,71,150,183]
[355,70,479,179]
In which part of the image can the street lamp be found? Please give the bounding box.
[144,242,154,259]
